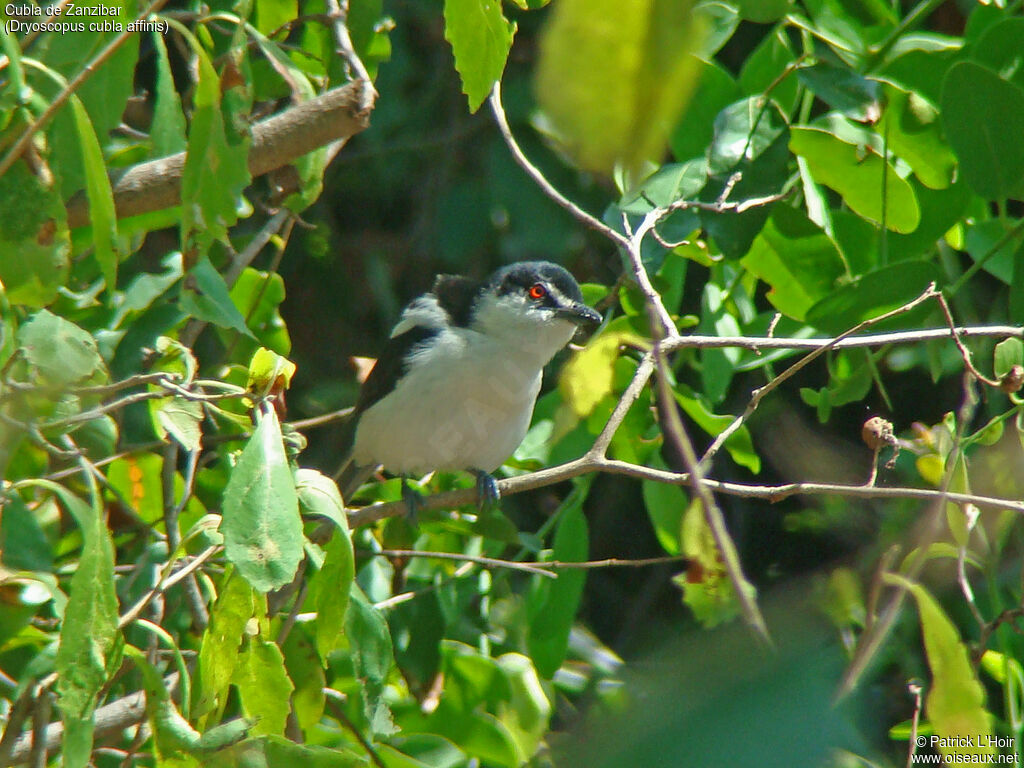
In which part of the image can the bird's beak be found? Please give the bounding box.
[555,302,602,328]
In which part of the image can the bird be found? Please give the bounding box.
[336,260,602,516]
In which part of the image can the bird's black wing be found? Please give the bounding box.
[334,323,440,489]
[353,324,440,416]
[432,274,480,328]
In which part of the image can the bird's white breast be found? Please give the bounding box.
[352,318,574,475]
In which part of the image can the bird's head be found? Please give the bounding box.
[457,261,601,356]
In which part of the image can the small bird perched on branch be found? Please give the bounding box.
[336,260,601,514]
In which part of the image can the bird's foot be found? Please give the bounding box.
[471,469,501,512]
[400,477,424,525]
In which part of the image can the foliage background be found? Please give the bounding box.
[1,0,1024,766]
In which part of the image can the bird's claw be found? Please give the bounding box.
[401,478,424,525]
[472,469,501,512]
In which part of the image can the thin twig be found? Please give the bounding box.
[290,406,355,430]
[698,283,940,470]
[118,546,220,629]
[0,685,35,766]
[934,291,1001,387]
[345,452,1024,528]
[28,688,50,768]
[906,680,924,768]
[837,373,978,700]
[661,325,1023,353]
[651,328,770,643]
[489,82,629,249]
[324,690,386,768]
[956,505,985,627]
[374,549,557,578]
[371,549,688,574]
[621,212,679,337]
[587,354,656,459]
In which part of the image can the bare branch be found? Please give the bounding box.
[651,329,770,643]
[64,80,374,228]
[697,283,940,470]
[372,549,688,573]
[836,373,979,700]
[373,549,558,578]
[934,290,1001,387]
[488,83,629,249]
[662,325,1023,352]
[345,452,1024,528]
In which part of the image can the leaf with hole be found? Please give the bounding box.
[220,407,303,592]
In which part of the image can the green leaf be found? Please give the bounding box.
[535,0,703,175]
[247,346,296,396]
[180,255,256,338]
[559,330,647,419]
[701,97,790,259]
[698,281,739,404]
[805,261,939,335]
[884,574,995,763]
[0,163,70,308]
[151,30,187,157]
[18,309,104,387]
[790,127,920,233]
[346,583,398,736]
[971,17,1024,94]
[0,494,53,572]
[878,84,956,190]
[233,638,295,736]
[940,61,1024,201]
[739,27,800,115]
[797,62,881,122]
[693,1,738,58]
[124,645,203,762]
[642,463,685,555]
[444,0,515,113]
[740,205,847,321]
[528,481,589,678]
[197,573,256,717]
[965,219,1024,285]
[155,396,204,451]
[676,390,761,473]
[68,96,118,291]
[220,407,303,592]
[994,338,1024,379]
[297,470,354,661]
[177,23,252,253]
[282,628,325,731]
[259,735,366,766]
[495,653,552,759]
[106,454,166,525]
[673,497,750,628]
[48,483,119,768]
[256,0,297,35]
[42,6,139,199]
[736,0,792,23]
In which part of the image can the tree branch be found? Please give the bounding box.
[65,80,374,228]
[345,452,1024,528]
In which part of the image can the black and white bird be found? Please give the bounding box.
[336,261,601,513]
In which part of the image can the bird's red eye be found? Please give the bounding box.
[528,283,547,300]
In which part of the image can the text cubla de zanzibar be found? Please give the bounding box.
[4,4,162,33]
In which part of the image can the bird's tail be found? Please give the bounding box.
[334,460,375,506]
